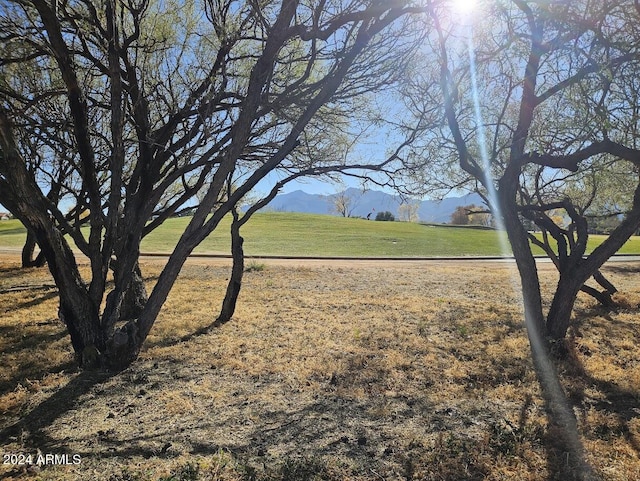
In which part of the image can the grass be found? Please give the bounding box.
[138,213,514,256]
[1,258,640,480]
[0,221,27,249]
[2,213,640,257]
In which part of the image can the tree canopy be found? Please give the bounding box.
[400,0,640,337]
[0,0,427,370]
[393,3,640,476]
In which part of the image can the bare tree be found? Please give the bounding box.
[331,185,362,217]
[398,200,419,222]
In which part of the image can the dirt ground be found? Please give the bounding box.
[1,254,639,480]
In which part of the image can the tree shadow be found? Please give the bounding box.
[547,335,640,481]
[0,265,31,282]
[602,264,640,275]
[0,329,72,399]
[538,389,600,481]
[7,289,59,311]
[564,349,640,448]
[0,284,69,398]
[144,323,217,349]
[0,370,114,451]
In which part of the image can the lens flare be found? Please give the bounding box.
[451,0,477,15]
[463,21,593,478]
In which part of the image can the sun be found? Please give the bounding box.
[451,0,478,15]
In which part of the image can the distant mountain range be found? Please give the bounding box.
[263,188,484,223]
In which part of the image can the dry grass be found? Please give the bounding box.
[1,258,640,480]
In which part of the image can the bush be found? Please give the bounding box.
[375,211,395,221]
[245,261,266,272]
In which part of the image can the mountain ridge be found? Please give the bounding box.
[263,188,485,223]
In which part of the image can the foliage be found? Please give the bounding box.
[375,211,395,222]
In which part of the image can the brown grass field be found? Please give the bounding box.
[1,257,639,480]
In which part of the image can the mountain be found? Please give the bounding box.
[266,190,332,215]
[419,193,486,223]
[263,188,484,223]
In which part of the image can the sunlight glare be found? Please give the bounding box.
[451,0,477,15]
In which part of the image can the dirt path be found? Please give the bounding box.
[0,247,544,270]
[3,246,639,272]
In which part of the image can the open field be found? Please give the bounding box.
[2,213,640,257]
[1,257,640,480]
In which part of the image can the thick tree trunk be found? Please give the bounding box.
[547,267,619,340]
[120,264,148,320]
[546,277,581,341]
[216,215,244,325]
[499,187,546,337]
[101,261,149,371]
[32,224,103,368]
[104,262,148,324]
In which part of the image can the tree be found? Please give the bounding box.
[449,205,470,225]
[450,204,489,226]
[408,0,640,341]
[468,206,492,227]
[398,200,419,222]
[0,0,428,370]
[331,187,360,218]
[401,1,640,477]
[375,211,394,221]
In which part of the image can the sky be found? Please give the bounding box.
[0,0,480,214]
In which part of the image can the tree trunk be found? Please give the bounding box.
[547,264,620,341]
[120,263,148,321]
[580,285,615,309]
[546,277,581,341]
[498,186,595,480]
[32,225,103,368]
[216,213,244,325]
[499,187,546,337]
[100,261,149,371]
[104,262,148,324]
[21,229,46,268]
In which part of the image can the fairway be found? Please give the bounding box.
[146,213,513,257]
[2,212,640,257]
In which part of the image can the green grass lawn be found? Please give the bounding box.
[0,221,28,249]
[2,212,640,257]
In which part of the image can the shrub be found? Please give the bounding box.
[245,261,266,272]
[375,211,395,221]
